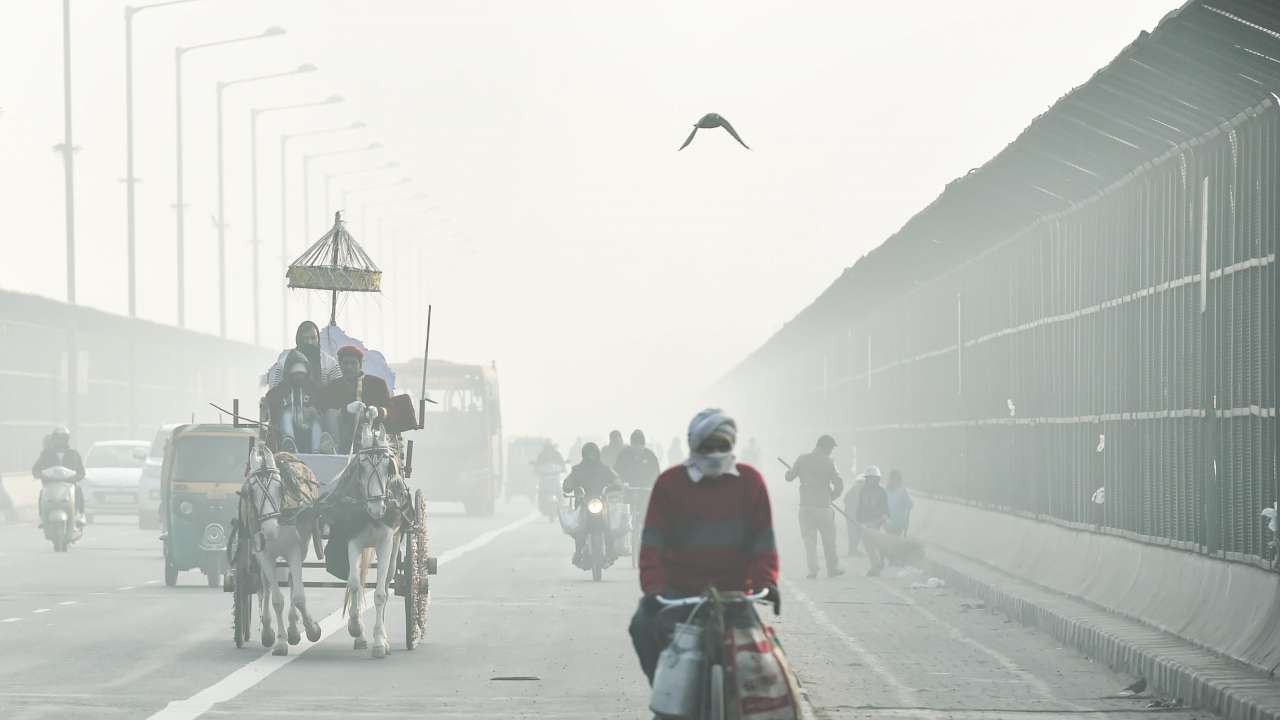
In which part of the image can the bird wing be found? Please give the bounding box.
[678,126,699,151]
[718,118,751,149]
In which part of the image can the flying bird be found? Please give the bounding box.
[678,113,751,151]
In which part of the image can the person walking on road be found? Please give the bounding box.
[856,465,889,576]
[785,435,845,579]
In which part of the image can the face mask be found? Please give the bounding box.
[689,451,735,482]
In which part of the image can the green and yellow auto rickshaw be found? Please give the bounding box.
[160,423,254,587]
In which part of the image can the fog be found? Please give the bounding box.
[1,0,1173,441]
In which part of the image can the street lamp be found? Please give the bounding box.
[324,162,399,215]
[174,25,284,329]
[213,63,316,340]
[250,96,346,346]
[277,121,364,340]
[124,0,198,318]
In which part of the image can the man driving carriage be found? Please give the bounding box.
[319,346,393,452]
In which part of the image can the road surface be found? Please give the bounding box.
[0,483,1207,719]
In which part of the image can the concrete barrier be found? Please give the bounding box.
[911,495,1280,674]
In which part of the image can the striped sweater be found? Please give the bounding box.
[639,463,779,595]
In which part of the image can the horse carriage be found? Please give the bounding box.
[223,211,436,658]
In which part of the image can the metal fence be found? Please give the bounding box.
[0,290,271,473]
[717,1,1280,567]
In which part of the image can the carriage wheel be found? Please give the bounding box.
[402,490,429,650]
[231,521,254,648]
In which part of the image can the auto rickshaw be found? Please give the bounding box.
[160,423,255,587]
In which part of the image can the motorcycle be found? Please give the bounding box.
[535,462,563,522]
[569,488,613,581]
[39,466,82,552]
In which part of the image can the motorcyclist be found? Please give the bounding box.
[32,426,86,526]
[629,408,780,684]
[562,442,622,567]
[601,430,626,468]
[534,440,566,471]
[614,430,661,491]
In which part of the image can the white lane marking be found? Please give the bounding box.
[145,580,161,585]
[147,511,540,720]
[117,586,135,591]
[32,608,50,614]
[785,581,919,707]
[58,601,77,606]
[2,618,21,623]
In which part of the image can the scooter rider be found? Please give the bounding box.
[32,426,86,526]
[562,442,622,567]
[614,429,660,491]
[629,408,780,684]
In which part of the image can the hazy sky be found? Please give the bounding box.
[1,0,1177,442]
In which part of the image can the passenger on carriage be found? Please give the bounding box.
[265,321,342,388]
[319,345,393,451]
[263,350,324,454]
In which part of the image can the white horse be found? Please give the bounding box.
[243,442,324,656]
[335,408,408,659]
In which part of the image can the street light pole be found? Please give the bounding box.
[124,0,197,319]
[174,26,284,329]
[61,0,76,306]
[216,65,315,342]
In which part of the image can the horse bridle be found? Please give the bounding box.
[245,462,284,524]
[351,445,406,522]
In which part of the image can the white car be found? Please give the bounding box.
[82,440,149,521]
[138,424,179,529]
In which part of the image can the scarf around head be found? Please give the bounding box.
[684,408,737,482]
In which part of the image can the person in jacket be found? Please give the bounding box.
[629,408,780,684]
[785,435,845,579]
[32,426,86,526]
[601,430,626,468]
[263,351,323,453]
[319,346,394,452]
[562,442,622,566]
[614,429,661,491]
[884,469,913,536]
[666,436,684,467]
[855,465,890,576]
[266,320,342,388]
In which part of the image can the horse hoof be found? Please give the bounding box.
[273,644,288,657]
[371,644,386,659]
[353,638,368,650]
[305,623,322,642]
[287,627,301,646]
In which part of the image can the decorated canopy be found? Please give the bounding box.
[288,211,381,293]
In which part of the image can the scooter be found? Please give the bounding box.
[39,466,82,552]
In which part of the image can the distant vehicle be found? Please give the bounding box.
[394,358,503,515]
[138,424,180,530]
[82,440,149,522]
[506,436,550,502]
[161,424,253,587]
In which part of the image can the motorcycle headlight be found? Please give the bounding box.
[178,501,194,515]
[587,498,604,514]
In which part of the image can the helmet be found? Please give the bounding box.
[630,429,646,446]
[816,435,836,450]
[581,442,601,462]
[608,430,623,444]
[51,426,70,438]
[862,465,881,479]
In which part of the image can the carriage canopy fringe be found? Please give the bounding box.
[287,211,382,293]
